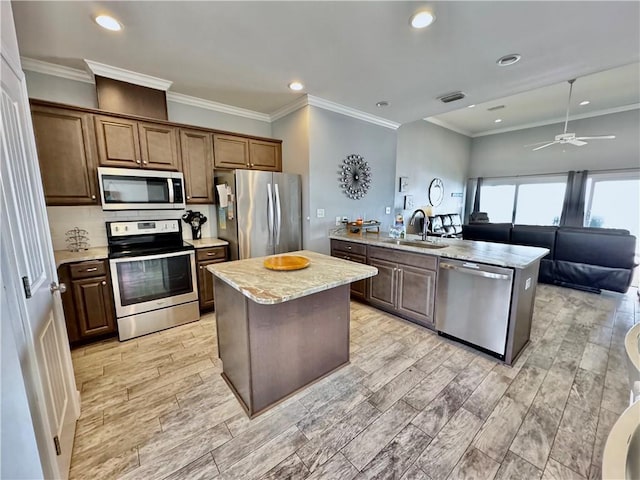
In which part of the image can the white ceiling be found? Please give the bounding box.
[428,62,640,136]
[12,1,640,126]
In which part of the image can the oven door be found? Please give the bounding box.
[109,250,198,318]
[98,167,185,210]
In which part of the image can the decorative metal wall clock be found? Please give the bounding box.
[340,154,371,200]
[428,178,444,206]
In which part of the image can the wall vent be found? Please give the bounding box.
[438,91,466,103]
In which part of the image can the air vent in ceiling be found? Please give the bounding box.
[487,105,505,111]
[438,91,466,103]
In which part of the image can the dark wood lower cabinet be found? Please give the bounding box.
[367,258,396,309]
[196,246,229,311]
[330,240,368,301]
[58,259,117,344]
[396,264,436,327]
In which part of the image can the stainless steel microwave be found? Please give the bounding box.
[98,167,186,210]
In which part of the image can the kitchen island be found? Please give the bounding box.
[330,232,549,365]
[207,250,377,417]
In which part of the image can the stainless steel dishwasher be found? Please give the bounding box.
[436,259,514,358]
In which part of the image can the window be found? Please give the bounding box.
[478,176,566,225]
[585,172,640,238]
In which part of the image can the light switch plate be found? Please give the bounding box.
[385,207,391,214]
[335,216,342,226]
[316,208,325,218]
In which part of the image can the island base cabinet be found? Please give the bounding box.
[215,278,350,417]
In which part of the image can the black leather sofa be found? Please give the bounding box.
[462,223,638,293]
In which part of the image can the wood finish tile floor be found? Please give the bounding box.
[69,285,638,480]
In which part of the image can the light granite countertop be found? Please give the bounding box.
[330,232,549,269]
[186,238,229,249]
[207,250,378,305]
[54,247,109,268]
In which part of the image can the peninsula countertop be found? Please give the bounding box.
[330,232,549,269]
[207,250,378,305]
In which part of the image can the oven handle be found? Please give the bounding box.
[109,249,195,264]
[167,178,175,204]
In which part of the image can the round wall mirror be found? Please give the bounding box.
[428,178,444,206]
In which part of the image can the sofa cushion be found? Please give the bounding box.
[555,261,633,293]
[462,223,512,243]
[511,225,557,260]
[555,229,636,269]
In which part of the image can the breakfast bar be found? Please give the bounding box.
[207,250,377,417]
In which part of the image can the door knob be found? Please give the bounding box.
[50,282,67,294]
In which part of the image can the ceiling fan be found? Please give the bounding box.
[525,79,616,151]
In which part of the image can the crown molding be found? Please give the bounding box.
[472,103,640,137]
[270,95,309,122]
[307,95,400,130]
[423,117,472,137]
[84,59,173,91]
[20,57,94,83]
[166,92,270,122]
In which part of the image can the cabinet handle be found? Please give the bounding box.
[347,246,352,250]
[187,195,191,199]
[143,161,148,165]
[91,195,96,200]
[136,160,141,164]
[199,266,203,269]
[206,252,218,256]
[101,281,107,286]
[85,267,98,272]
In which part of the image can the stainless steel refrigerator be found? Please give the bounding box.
[215,170,302,260]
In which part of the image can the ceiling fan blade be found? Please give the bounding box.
[575,135,616,140]
[524,140,554,147]
[567,139,587,146]
[532,141,558,151]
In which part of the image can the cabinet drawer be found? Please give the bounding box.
[330,239,366,256]
[331,251,366,264]
[368,246,438,271]
[196,246,227,262]
[70,260,107,279]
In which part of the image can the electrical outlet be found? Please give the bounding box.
[335,216,341,226]
[385,207,391,214]
[316,208,325,218]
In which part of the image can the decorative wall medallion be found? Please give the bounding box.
[428,178,444,206]
[340,154,371,199]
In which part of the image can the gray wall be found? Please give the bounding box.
[469,109,640,177]
[25,70,97,108]
[307,106,397,254]
[272,106,311,248]
[395,120,472,227]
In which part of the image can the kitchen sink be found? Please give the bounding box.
[382,239,448,249]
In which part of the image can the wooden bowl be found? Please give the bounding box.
[263,255,310,271]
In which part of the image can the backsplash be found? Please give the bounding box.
[46,205,218,251]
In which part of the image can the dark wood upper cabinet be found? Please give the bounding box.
[94,115,141,168]
[139,122,181,171]
[249,139,281,171]
[180,129,214,203]
[213,134,249,169]
[30,105,99,205]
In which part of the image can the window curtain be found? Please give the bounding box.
[559,170,589,226]
[472,177,483,213]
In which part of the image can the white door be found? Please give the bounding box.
[0,4,79,478]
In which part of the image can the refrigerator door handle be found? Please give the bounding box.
[274,183,282,245]
[267,183,274,246]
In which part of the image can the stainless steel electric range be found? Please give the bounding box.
[107,219,199,341]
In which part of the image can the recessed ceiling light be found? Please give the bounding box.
[95,15,122,31]
[288,81,304,91]
[410,11,436,29]
[579,100,590,106]
[467,104,476,108]
[496,54,521,66]
[376,101,389,107]
[494,119,503,123]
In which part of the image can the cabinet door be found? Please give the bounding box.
[397,265,436,327]
[249,139,281,171]
[367,258,397,310]
[94,115,141,167]
[214,134,249,169]
[180,129,213,203]
[198,259,223,310]
[30,105,98,205]
[72,275,117,338]
[139,122,181,171]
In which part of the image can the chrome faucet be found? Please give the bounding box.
[409,209,429,240]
